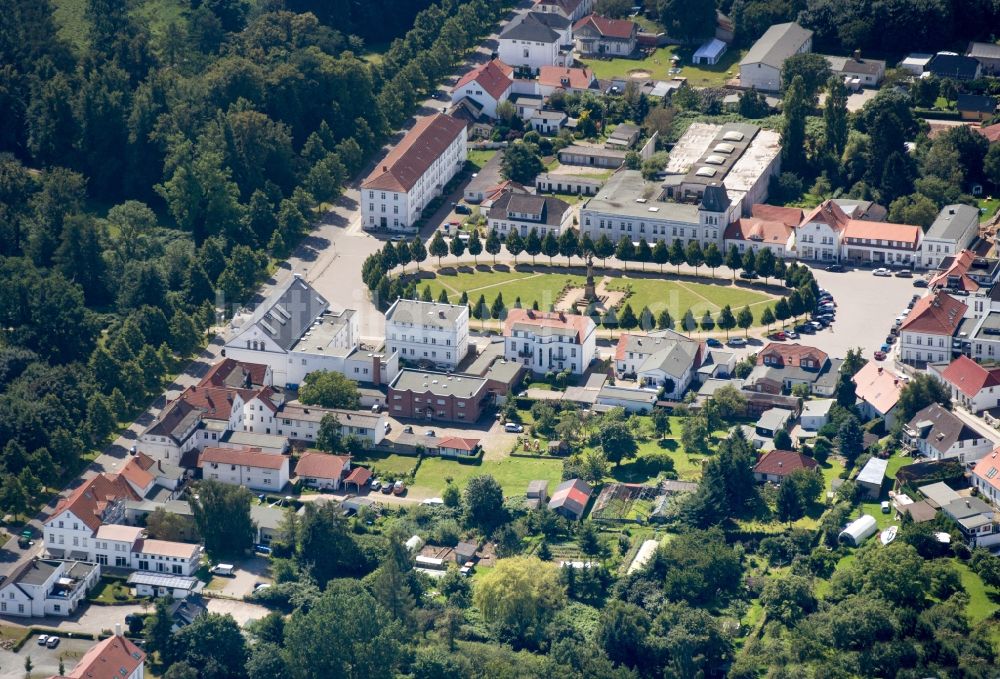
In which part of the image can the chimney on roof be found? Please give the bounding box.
[877,366,883,374]
[383,165,388,172]
[115,623,122,637]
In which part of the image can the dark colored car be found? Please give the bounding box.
[454,204,472,215]
[825,264,844,272]
[795,323,816,334]
[706,338,723,348]
[913,279,929,288]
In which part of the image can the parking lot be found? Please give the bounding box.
[0,634,94,679]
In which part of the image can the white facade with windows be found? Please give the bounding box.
[385,299,470,370]
[276,405,387,445]
[503,309,596,375]
[0,559,100,618]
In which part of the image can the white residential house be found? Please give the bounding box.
[498,12,573,73]
[503,308,596,375]
[450,59,514,119]
[224,276,398,389]
[0,559,100,618]
[385,298,470,370]
[800,398,834,431]
[198,446,290,492]
[852,362,904,429]
[614,331,702,399]
[738,22,813,92]
[533,0,593,22]
[487,188,573,238]
[572,14,638,57]
[904,403,993,463]
[972,451,1000,508]
[276,403,387,446]
[930,355,1000,414]
[795,200,849,262]
[294,452,351,491]
[899,291,968,364]
[919,204,981,270]
[361,113,468,232]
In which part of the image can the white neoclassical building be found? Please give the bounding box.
[385,299,470,370]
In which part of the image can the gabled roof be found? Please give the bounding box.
[499,11,569,43]
[488,189,571,226]
[938,355,1000,398]
[453,59,514,102]
[724,217,792,245]
[573,14,637,40]
[751,203,803,227]
[967,41,1000,60]
[927,53,980,79]
[926,204,980,242]
[175,385,254,422]
[142,397,202,444]
[237,276,330,352]
[739,22,813,70]
[362,113,467,193]
[757,343,829,368]
[534,0,585,15]
[907,402,985,454]
[67,634,145,679]
[700,183,731,212]
[973,450,1000,496]
[956,93,997,114]
[842,219,921,246]
[753,450,818,477]
[800,200,850,232]
[295,451,350,480]
[117,456,155,494]
[49,474,141,533]
[549,478,592,516]
[344,466,372,486]
[929,250,981,292]
[899,291,967,335]
[200,358,270,389]
[504,308,595,343]
[852,362,903,415]
[437,437,480,452]
[976,123,1000,143]
[199,446,288,470]
[538,65,596,90]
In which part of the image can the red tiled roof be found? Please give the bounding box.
[753,450,818,477]
[929,250,981,292]
[437,437,480,452]
[117,456,155,493]
[344,466,372,486]
[724,217,793,245]
[199,358,270,389]
[899,291,968,335]
[973,450,1000,495]
[49,474,141,533]
[756,343,829,368]
[852,362,904,415]
[453,59,513,102]
[503,308,594,343]
[67,634,145,679]
[573,13,637,39]
[362,113,467,193]
[800,200,850,231]
[177,385,254,422]
[752,204,803,227]
[199,446,288,470]
[295,451,350,480]
[842,219,921,247]
[939,355,1000,398]
[976,123,1000,143]
[538,65,596,90]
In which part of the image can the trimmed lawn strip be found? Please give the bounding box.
[580,45,745,87]
[352,452,421,478]
[413,456,564,496]
[954,560,1000,623]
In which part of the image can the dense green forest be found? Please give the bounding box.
[0,0,508,515]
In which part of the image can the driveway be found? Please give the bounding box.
[207,558,271,600]
[0,635,95,679]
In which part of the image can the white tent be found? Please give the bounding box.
[839,514,878,547]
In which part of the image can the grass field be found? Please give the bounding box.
[978,197,1000,223]
[467,149,498,172]
[421,268,777,324]
[954,561,1000,623]
[53,0,188,47]
[352,452,421,478]
[580,45,745,88]
[412,456,564,496]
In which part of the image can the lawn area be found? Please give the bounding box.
[413,455,564,496]
[352,451,421,478]
[467,149,498,172]
[820,459,845,493]
[858,501,897,530]
[53,0,187,47]
[954,560,1000,623]
[580,45,745,88]
[421,268,778,324]
[606,275,776,323]
[89,578,139,604]
[978,196,1000,223]
[425,269,587,309]
[884,452,914,480]
[608,431,706,484]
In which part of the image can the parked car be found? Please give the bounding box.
[402,426,413,434]
[504,422,524,433]
[880,343,891,353]
[390,235,406,242]
[728,337,747,347]
[874,350,887,360]
[881,501,891,514]
[885,335,896,344]
[795,323,815,334]
[873,268,891,276]
[809,321,824,330]
[913,279,929,288]
[769,331,786,341]
[370,479,382,491]
[254,544,272,556]
[825,264,845,272]
[895,269,912,278]
[380,483,394,494]
[37,635,49,646]
[706,338,723,348]
[785,330,800,339]
[454,204,472,215]
[393,480,406,496]
[424,429,436,437]
[739,271,759,280]
[211,564,235,577]
[46,636,60,649]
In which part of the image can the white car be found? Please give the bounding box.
[37,635,49,646]
[873,268,891,277]
[504,422,524,433]
[727,337,747,347]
